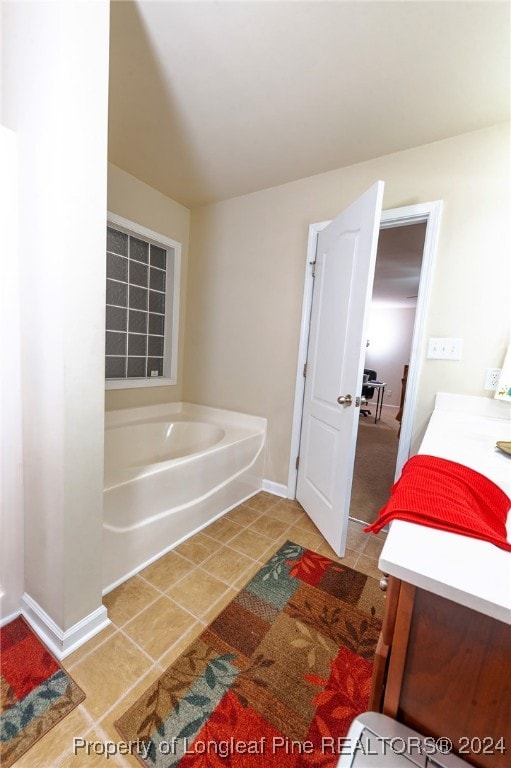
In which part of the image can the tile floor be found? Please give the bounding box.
[16,492,386,768]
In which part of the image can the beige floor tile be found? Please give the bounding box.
[71,633,152,720]
[57,728,126,767]
[203,515,244,544]
[225,503,261,527]
[99,666,167,768]
[243,492,280,514]
[102,576,160,627]
[158,619,206,668]
[166,568,230,617]
[228,527,274,559]
[173,531,218,564]
[316,541,360,569]
[122,595,196,661]
[355,553,384,580]
[248,513,289,539]
[291,512,323,536]
[346,520,369,552]
[201,546,254,585]
[266,498,305,524]
[65,623,117,670]
[139,549,196,592]
[286,524,325,552]
[201,587,238,624]
[13,705,93,768]
[257,534,290,561]
[362,533,386,560]
[232,558,265,590]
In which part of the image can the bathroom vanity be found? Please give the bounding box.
[369,394,511,768]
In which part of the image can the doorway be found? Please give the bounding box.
[349,221,427,525]
[288,200,442,538]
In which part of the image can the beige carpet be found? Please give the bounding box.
[350,406,400,525]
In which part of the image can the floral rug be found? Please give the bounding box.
[0,615,85,767]
[116,540,384,767]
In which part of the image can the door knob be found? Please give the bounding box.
[337,394,353,406]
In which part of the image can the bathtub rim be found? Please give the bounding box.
[104,419,227,481]
[104,404,266,492]
[105,401,267,432]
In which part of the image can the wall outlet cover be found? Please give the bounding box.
[484,368,502,391]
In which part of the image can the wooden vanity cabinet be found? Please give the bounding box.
[369,576,511,768]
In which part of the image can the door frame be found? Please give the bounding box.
[287,200,443,497]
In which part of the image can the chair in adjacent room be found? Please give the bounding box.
[360,368,377,417]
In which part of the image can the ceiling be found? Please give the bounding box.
[108,1,510,209]
[372,221,426,307]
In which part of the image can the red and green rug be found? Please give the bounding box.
[0,615,85,767]
[116,540,384,767]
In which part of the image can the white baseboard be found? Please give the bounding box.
[21,592,110,660]
[0,607,23,628]
[262,479,289,498]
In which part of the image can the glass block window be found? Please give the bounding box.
[105,214,181,388]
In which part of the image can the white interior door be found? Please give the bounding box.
[296,182,384,556]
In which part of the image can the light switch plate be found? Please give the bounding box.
[427,337,463,360]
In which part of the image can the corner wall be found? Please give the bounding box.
[2,1,110,643]
[184,124,511,486]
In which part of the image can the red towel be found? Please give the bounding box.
[364,454,511,551]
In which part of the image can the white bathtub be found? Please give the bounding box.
[103,403,266,591]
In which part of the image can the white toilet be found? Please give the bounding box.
[337,713,469,767]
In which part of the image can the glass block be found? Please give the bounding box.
[149,290,165,314]
[146,358,163,377]
[128,309,147,334]
[148,313,165,336]
[128,333,147,356]
[106,305,127,332]
[129,259,148,288]
[150,244,166,270]
[107,227,128,256]
[106,356,126,379]
[130,237,149,263]
[127,357,146,377]
[129,285,148,311]
[148,335,164,357]
[106,331,127,356]
[149,266,166,292]
[106,279,128,307]
[107,252,128,282]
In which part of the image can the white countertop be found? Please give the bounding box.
[379,393,511,624]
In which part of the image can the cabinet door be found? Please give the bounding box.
[397,588,511,768]
[369,575,402,711]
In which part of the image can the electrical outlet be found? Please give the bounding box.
[484,368,502,391]
[386,388,392,397]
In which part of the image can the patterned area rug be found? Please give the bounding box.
[0,615,85,768]
[116,541,384,767]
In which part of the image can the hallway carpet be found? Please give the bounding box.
[350,408,399,525]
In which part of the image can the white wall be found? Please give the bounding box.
[365,307,416,408]
[185,124,510,485]
[2,1,110,645]
[0,127,24,621]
